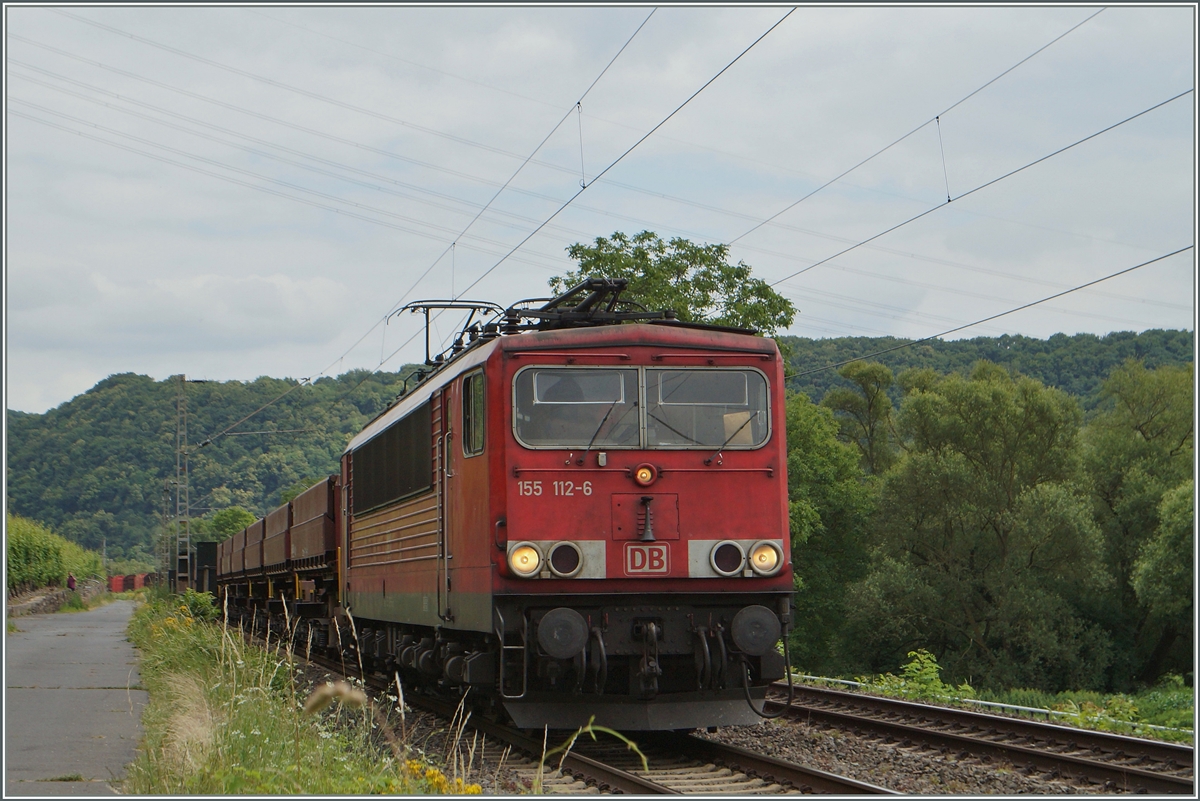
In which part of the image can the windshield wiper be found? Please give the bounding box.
[578,400,623,464]
[646,412,703,445]
[705,412,756,465]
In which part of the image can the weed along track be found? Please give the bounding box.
[245,623,1191,795]
[763,683,1194,794]
[298,646,892,794]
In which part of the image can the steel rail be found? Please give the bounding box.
[411,694,680,794]
[769,683,1193,794]
[642,731,899,794]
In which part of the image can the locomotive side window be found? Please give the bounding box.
[352,401,433,513]
[462,371,485,457]
[646,369,769,449]
[514,367,640,448]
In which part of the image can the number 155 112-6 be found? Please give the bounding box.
[517,480,592,496]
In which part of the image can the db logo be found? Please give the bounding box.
[624,543,669,575]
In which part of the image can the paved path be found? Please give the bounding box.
[5,600,146,796]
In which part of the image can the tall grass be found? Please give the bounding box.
[854,650,1194,744]
[6,513,103,594]
[125,588,482,794]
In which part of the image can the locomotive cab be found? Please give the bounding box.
[492,319,793,730]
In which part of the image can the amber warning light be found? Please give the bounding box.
[633,463,658,487]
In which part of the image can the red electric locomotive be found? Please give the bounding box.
[218,278,794,730]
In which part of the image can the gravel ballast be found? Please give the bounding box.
[294,657,1132,794]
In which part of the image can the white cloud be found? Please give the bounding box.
[5,5,1194,413]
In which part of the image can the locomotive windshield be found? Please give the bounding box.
[513,366,769,449]
[646,368,769,448]
[514,368,640,448]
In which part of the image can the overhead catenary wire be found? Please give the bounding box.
[389,7,799,362]
[6,65,616,241]
[777,259,1165,330]
[9,32,1176,333]
[45,7,654,202]
[792,246,1194,378]
[309,9,656,393]
[730,6,1106,245]
[770,87,1194,287]
[52,9,575,164]
[19,58,1180,320]
[16,9,1180,422]
[454,7,797,300]
[249,8,564,112]
[39,9,660,445]
[334,8,798,379]
[25,57,1173,313]
[4,105,569,270]
[4,34,581,189]
[10,34,1147,264]
[376,8,656,321]
[6,97,546,243]
[345,10,797,386]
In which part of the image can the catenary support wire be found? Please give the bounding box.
[730,7,1106,245]
[793,246,1194,379]
[936,116,950,203]
[769,88,1193,287]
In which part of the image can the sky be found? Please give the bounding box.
[5,4,1196,415]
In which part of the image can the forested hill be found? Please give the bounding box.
[6,369,419,563]
[782,329,1193,409]
[5,329,1193,564]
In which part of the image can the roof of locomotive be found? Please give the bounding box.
[344,321,779,454]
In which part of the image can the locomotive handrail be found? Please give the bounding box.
[505,351,632,360]
[509,466,775,475]
[663,467,774,475]
[650,351,773,361]
[510,466,618,475]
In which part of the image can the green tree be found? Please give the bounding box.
[841,362,1111,691]
[1082,360,1193,686]
[209,507,257,541]
[280,478,323,504]
[783,329,1193,410]
[552,231,796,336]
[1131,480,1194,625]
[820,361,897,474]
[784,392,875,674]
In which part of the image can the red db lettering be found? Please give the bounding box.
[630,548,647,571]
[648,550,665,571]
[625,543,669,575]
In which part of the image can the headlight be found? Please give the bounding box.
[710,540,746,577]
[748,541,782,576]
[633,463,658,487]
[508,543,541,577]
[548,542,583,578]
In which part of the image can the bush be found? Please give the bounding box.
[178,589,219,622]
[6,514,103,594]
[857,649,975,703]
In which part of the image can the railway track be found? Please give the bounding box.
[298,646,892,793]
[768,682,1194,794]
[404,689,896,794]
